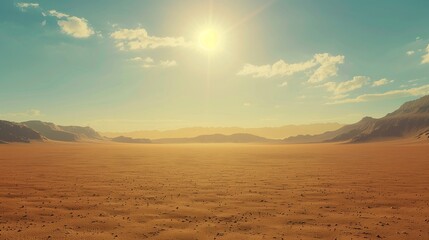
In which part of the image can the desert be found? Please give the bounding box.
[2,0,429,239]
[1,142,428,240]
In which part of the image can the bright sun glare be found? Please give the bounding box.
[198,29,220,51]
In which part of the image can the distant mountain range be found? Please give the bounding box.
[152,133,279,144]
[102,123,343,139]
[2,95,429,144]
[285,95,429,143]
[112,136,151,144]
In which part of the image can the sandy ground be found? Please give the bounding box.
[0,142,428,240]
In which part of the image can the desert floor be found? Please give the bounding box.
[0,142,428,240]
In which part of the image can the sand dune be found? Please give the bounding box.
[0,142,428,239]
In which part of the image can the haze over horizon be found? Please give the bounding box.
[1,0,429,132]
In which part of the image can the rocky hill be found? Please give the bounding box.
[285,95,429,143]
[22,121,103,142]
[0,120,44,143]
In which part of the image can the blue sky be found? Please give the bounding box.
[1,0,429,131]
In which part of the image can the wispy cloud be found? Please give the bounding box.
[48,10,94,38]
[237,53,344,83]
[324,76,369,98]
[372,78,393,87]
[422,44,429,64]
[48,10,69,19]
[128,57,154,63]
[237,59,317,78]
[406,50,415,56]
[16,2,39,11]
[158,60,177,68]
[327,84,429,104]
[16,3,95,39]
[111,28,190,50]
[308,54,345,83]
[128,56,177,68]
[279,81,288,88]
[0,109,42,119]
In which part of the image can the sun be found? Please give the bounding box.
[198,29,220,51]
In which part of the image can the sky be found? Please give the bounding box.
[1,0,429,132]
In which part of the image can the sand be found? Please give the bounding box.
[0,142,428,239]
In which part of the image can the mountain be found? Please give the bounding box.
[0,120,44,143]
[153,133,278,144]
[285,117,378,143]
[58,125,103,140]
[386,95,429,117]
[22,121,79,141]
[285,95,429,143]
[102,123,343,140]
[22,121,103,142]
[112,136,151,143]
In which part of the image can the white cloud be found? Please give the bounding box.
[328,84,429,104]
[422,44,429,64]
[243,102,251,107]
[308,54,345,83]
[324,76,369,98]
[237,53,344,83]
[128,57,175,68]
[57,17,94,38]
[237,59,317,78]
[48,10,69,18]
[141,59,177,68]
[144,57,154,63]
[110,28,189,50]
[16,2,39,11]
[129,57,155,64]
[129,57,143,61]
[406,50,415,56]
[372,78,393,87]
[17,5,94,38]
[159,60,177,68]
[279,81,288,87]
[48,10,94,38]
[408,78,423,83]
